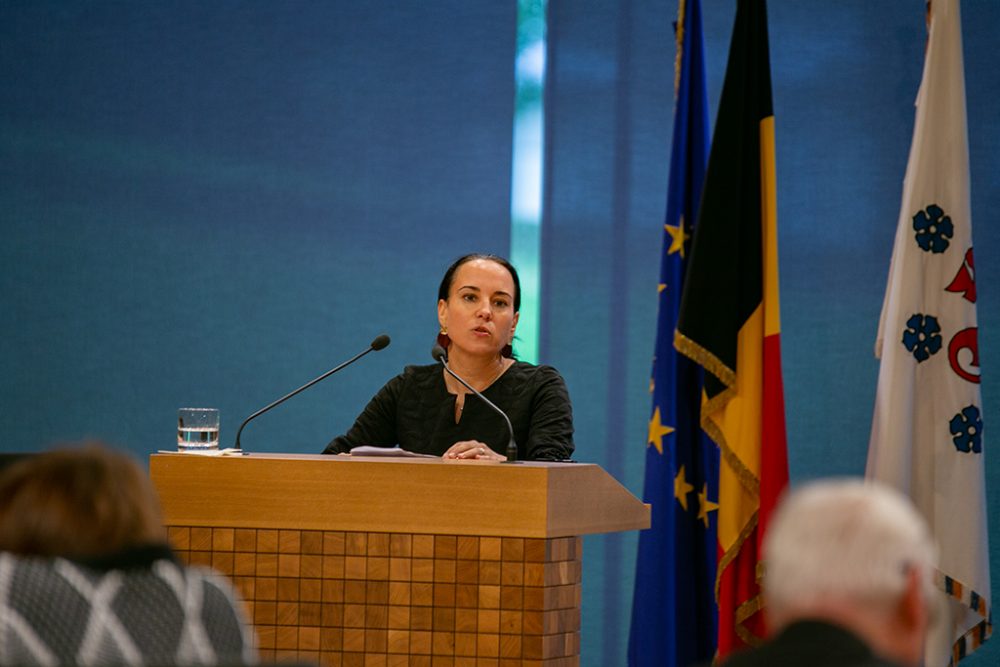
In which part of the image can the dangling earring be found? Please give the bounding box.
[437,327,451,349]
[501,343,514,359]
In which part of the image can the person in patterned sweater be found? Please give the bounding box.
[0,443,256,665]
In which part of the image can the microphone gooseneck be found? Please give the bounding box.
[234,334,392,450]
[432,345,519,463]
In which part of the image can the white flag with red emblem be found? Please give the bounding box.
[866,0,990,664]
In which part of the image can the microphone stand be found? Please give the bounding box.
[432,345,519,463]
[234,335,390,450]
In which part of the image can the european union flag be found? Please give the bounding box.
[627,1,717,666]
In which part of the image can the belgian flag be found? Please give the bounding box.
[674,0,788,657]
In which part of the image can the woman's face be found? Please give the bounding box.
[438,258,519,360]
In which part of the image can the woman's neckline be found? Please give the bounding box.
[442,357,515,396]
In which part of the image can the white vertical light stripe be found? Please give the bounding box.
[509,0,548,364]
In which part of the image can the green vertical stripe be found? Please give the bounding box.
[509,0,547,363]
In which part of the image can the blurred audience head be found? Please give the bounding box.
[763,478,937,667]
[0,442,167,559]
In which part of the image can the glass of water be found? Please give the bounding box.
[177,408,220,451]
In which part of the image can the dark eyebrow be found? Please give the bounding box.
[457,286,512,300]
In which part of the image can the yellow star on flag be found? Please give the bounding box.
[674,465,694,511]
[647,406,675,455]
[697,483,719,527]
[664,217,690,258]
[658,283,667,293]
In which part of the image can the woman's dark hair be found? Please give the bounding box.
[0,443,168,558]
[437,253,521,312]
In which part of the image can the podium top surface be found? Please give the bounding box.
[149,452,649,538]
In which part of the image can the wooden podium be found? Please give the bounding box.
[150,453,649,667]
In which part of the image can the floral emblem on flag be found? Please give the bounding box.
[949,405,983,454]
[902,314,942,362]
[912,203,953,253]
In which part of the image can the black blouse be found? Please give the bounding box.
[323,362,574,461]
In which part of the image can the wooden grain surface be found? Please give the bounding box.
[150,453,649,538]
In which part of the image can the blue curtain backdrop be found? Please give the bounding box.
[2,2,998,665]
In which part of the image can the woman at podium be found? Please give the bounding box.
[323,253,574,461]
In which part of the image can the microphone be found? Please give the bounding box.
[432,345,518,463]
[234,334,391,450]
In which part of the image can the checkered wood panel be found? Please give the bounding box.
[169,526,582,667]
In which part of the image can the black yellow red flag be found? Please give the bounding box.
[674,0,788,657]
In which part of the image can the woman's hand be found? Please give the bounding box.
[442,440,507,461]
